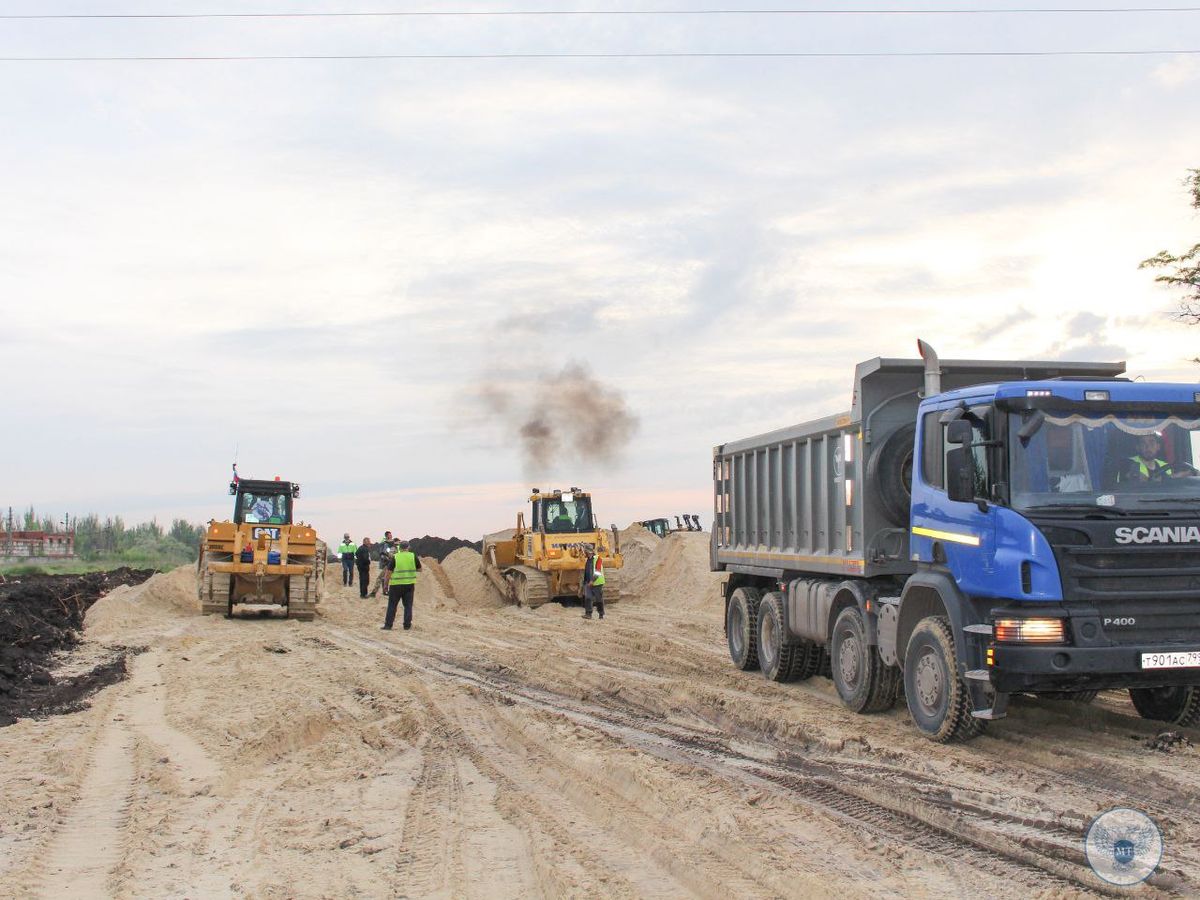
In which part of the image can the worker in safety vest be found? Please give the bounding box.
[1123,432,1179,483]
[382,539,422,631]
[337,534,358,587]
[582,549,605,620]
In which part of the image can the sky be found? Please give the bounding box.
[1,1,1199,543]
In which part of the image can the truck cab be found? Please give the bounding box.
[910,378,1200,728]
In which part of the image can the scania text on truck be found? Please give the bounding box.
[712,341,1200,741]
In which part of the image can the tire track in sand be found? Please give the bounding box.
[34,648,220,899]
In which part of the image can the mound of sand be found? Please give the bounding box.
[85,566,198,637]
[629,532,725,609]
[442,548,505,609]
[417,557,455,609]
[616,525,660,583]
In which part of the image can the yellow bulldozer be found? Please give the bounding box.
[197,473,326,620]
[481,487,624,607]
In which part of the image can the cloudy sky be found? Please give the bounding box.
[2,1,1199,542]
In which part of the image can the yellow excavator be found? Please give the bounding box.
[481,487,623,607]
[197,472,326,620]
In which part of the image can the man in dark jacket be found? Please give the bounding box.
[582,549,605,620]
[354,537,373,598]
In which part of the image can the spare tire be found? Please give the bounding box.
[868,422,916,528]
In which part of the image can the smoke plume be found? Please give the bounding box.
[474,364,639,475]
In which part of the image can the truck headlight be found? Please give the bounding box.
[994,617,1065,644]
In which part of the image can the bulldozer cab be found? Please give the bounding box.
[641,518,671,538]
[531,490,594,534]
[231,479,298,526]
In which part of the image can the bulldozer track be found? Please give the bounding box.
[512,566,551,608]
[198,569,230,616]
[326,627,1146,897]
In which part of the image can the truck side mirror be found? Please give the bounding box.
[946,419,972,446]
[946,446,975,503]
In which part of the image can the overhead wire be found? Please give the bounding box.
[2,6,1200,18]
[1,49,1196,60]
[4,6,1194,62]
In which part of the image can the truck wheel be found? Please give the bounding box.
[757,592,815,682]
[867,423,916,528]
[903,616,985,742]
[727,587,762,671]
[831,606,900,713]
[1129,686,1200,726]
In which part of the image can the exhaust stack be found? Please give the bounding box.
[917,339,941,398]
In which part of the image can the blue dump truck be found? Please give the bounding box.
[712,341,1200,741]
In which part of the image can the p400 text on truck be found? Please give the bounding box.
[713,341,1200,741]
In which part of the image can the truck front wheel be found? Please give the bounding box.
[831,606,900,713]
[1129,685,1200,726]
[727,587,763,671]
[903,615,985,742]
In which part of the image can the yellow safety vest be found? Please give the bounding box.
[389,550,418,586]
[591,556,605,587]
[1129,455,1170,479]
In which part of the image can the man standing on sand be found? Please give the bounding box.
[337,534,357,587]
[382,539,421,631]
[582,549,605,620]
[354,537,373,598]
[370,530,396,599]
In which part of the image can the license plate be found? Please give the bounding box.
[1141,651,1200,670]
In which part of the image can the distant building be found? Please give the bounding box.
[0,530,76,560]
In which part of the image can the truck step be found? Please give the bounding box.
[964,669,991,682]
[963,624,993,636]
[971,708,1008,720]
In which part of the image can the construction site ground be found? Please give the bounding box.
[1,530,1198,898]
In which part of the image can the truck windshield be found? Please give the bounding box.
[542,497,593,533]
[1009,411,1200,511]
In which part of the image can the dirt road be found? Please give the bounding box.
[1,533,1197,898]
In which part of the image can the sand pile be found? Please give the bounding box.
[616,525,659,583]
[629,531,725,609]
[441,548,505,609]
[85,566,197,637]
[416,557,455,609]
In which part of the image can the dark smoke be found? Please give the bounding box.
[475,364,639,475]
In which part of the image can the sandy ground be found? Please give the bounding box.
[1,530,1199,898]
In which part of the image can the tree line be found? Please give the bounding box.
[3,506,205,566]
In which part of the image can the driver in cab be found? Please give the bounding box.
[1123,432,1186,483]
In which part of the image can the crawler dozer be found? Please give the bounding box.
[481,487,624,607]
[197,475,326,620]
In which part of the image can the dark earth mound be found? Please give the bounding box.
[0,568,154,726]
[406,535,482,562]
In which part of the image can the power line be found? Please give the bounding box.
[3,7,1199,20]
[0,49,1196,60]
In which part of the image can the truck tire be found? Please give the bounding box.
[1129,686,1200,726]
[831,606,900,713]
[903,615,985,742]
[757,592,820,682]
[867,423,916,528]
[727,587,762,671]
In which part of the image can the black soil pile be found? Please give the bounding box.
[406,535,482,562]
[0,568,154,726]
